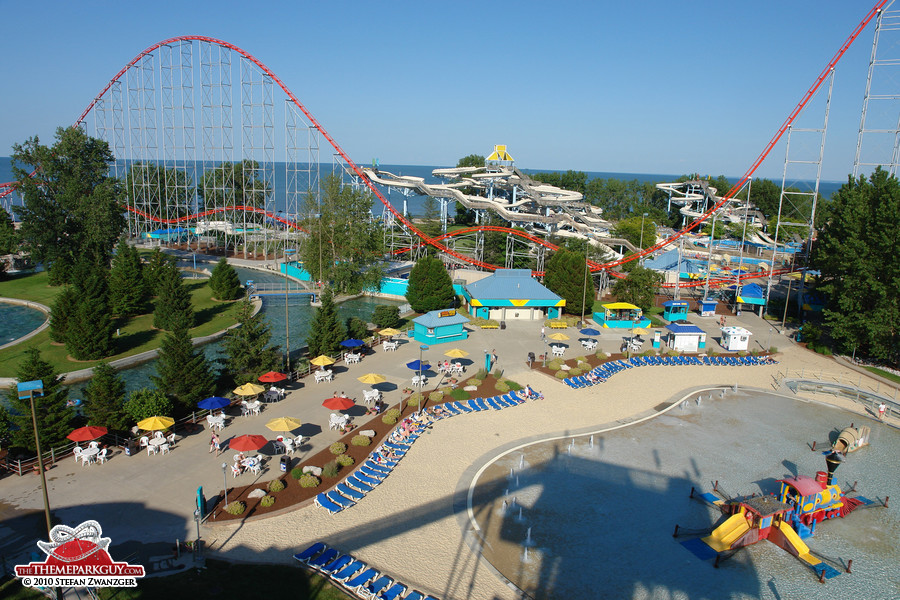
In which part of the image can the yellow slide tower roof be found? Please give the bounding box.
[487,144,514,163]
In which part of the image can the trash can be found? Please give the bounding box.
[527,352,535,365]
[124,439,136,457]
[280,455,291,472]
[500,321,506,330]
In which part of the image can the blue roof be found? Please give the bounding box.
[643,249,706,275]
[662,300,689,308]
[665,323,705,335]
[465,269,560,301]
[413,309,469,328]
[738,283,764,299]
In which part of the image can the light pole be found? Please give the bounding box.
[580,250,590,326]
[639,212,649,264]
[418,344,428,412]
[17,380,52,536]
[283,245,295,376]
[765,327,773,352]
[221,463,228,511]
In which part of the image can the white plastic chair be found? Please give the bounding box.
[147,444,158,457]
[73,446,83,463]
[139,436,149,449]
[283,438,294,455]
[161,443,171,455]
[247,461,261,475]
[231,463,242,478]
[166,433,176,446]
[88,440,99,450]
[97,448,108,464]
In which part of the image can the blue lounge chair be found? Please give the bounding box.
[314,493,342,514]
[336,482,365,501]
[452,401,471,412]
[326,490,355,509]
[358,466,386,481]
[353,471,380,486]
[486,397,503,410]
[377,582,408,600]
[330,559,365,583]
[364,460,391,475]
[466,398,482,411]
[319,553,353,575]
[345,475,374,493]
[358,575,392,599]
[293,541,326,564]
[443,403,460,415]
[383,441,409,451]
[307,547,338,569]
[476,397,490,410]
[342,567,379,589]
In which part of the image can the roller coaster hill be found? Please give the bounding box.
[1,1,897,292]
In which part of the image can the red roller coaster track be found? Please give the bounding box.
[1,2,888,285]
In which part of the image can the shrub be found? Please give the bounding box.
[329,442,347,455]
[505,380,523,391]
[260,495,275,508]
[382,414,398,425]
[475,368,489,380]
[450,388,470,400]
[268,479,285,493]
[492,368,504,379]
[322,460,340,478]
[299,474,320,488]
[428,391,444,402]
[595,351,607,360]
[407,392,423,408]
[439,386,453,395]
[467,378,483,386]
[351,435,372,447]
[548,363,561,371]
[576,356,587,364]
[738,350,748,357]
[494,380,510,393]
[769,346,778,354]
[706,348,717,356]
[555,371,569,379]
[336,454,354,467]
[225,501,246,515]
[568,368,582,377]
[385,408,401,420]
[290,467,305,480]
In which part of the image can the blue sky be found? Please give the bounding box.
[0,1,888,181]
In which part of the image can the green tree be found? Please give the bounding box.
[151,324,216,411]
[0,208,18,255]
[83,362,128,430]
[812,167,900,363]
[153,261,194,331]
[405,255,455,313]
[144,248,177,297]
[611,265,663,310]
[222,300,282,386]
[199,160,270,209]
[209,257,243,301]
[345,316,368,340]
[123,388,174,424]
[420,196,442,237]
[372,305,401,329]
[613,216,656,250]
[11,127,125,284]
[49,284,78,344]
[531,170,588,194]
[109,239,147,317]
[65,255,115,360]
[544,249,595,317]
[456,154,485,168]
[5,348,71,451]
[299,175,384,293]
[306,286,345,358]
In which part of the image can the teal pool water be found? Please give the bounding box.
[0,302,46,345]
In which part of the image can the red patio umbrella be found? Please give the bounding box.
[322,396,355,411]
[258,371,288,383]
[229,434,269,452]
[66,425,108,442]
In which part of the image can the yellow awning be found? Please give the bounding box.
[602,302,640,310]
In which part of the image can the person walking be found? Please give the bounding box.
[878,401,887,420]
[209,433,221,456]
[541,326,546,341]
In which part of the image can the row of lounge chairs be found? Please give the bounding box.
[564,354,778,388]
[314,390,528,514]
[294,542,439,600]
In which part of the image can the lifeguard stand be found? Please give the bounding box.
[699,298,718,317]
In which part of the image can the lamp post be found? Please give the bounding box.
[18,380,52,536]
[221,463,228,511]
[639,212,649,264]
[765,328,773,352]
[283,245,295,375]
[418,344,428,413]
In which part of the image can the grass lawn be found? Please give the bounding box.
[862,365,900,385]
[0,559,347,600]
[0,272,242,377]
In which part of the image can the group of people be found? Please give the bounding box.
[522,384,543,400]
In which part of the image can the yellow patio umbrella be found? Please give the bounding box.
[632,328,649,336]
[265,416,303,432]
[234,382,266,396]
[309,355,336,367]
[357,373,387,385]
[137,415,175,431]
[443,348,469,359]
[378,328,401,336]
[548,332,570,341]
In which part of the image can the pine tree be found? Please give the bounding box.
[83,362,128,430]
[222,300,282,385]
[153,261,194,331]
[306,286,345,358]
[144,248,176,297]
[372,305,401,329]
[151,324,216,411]
[405,255,455,313]
[109,239,147,317]
[65,257,115,360]
[49,284,78,344]
[209,257,243,301]
[544,249,595,316]
[5,348,71,451]
[345,316,368,340]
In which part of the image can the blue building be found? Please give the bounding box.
[462,269,564,321]
[411,309,469,345]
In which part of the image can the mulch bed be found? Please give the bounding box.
[210,374,511,522]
